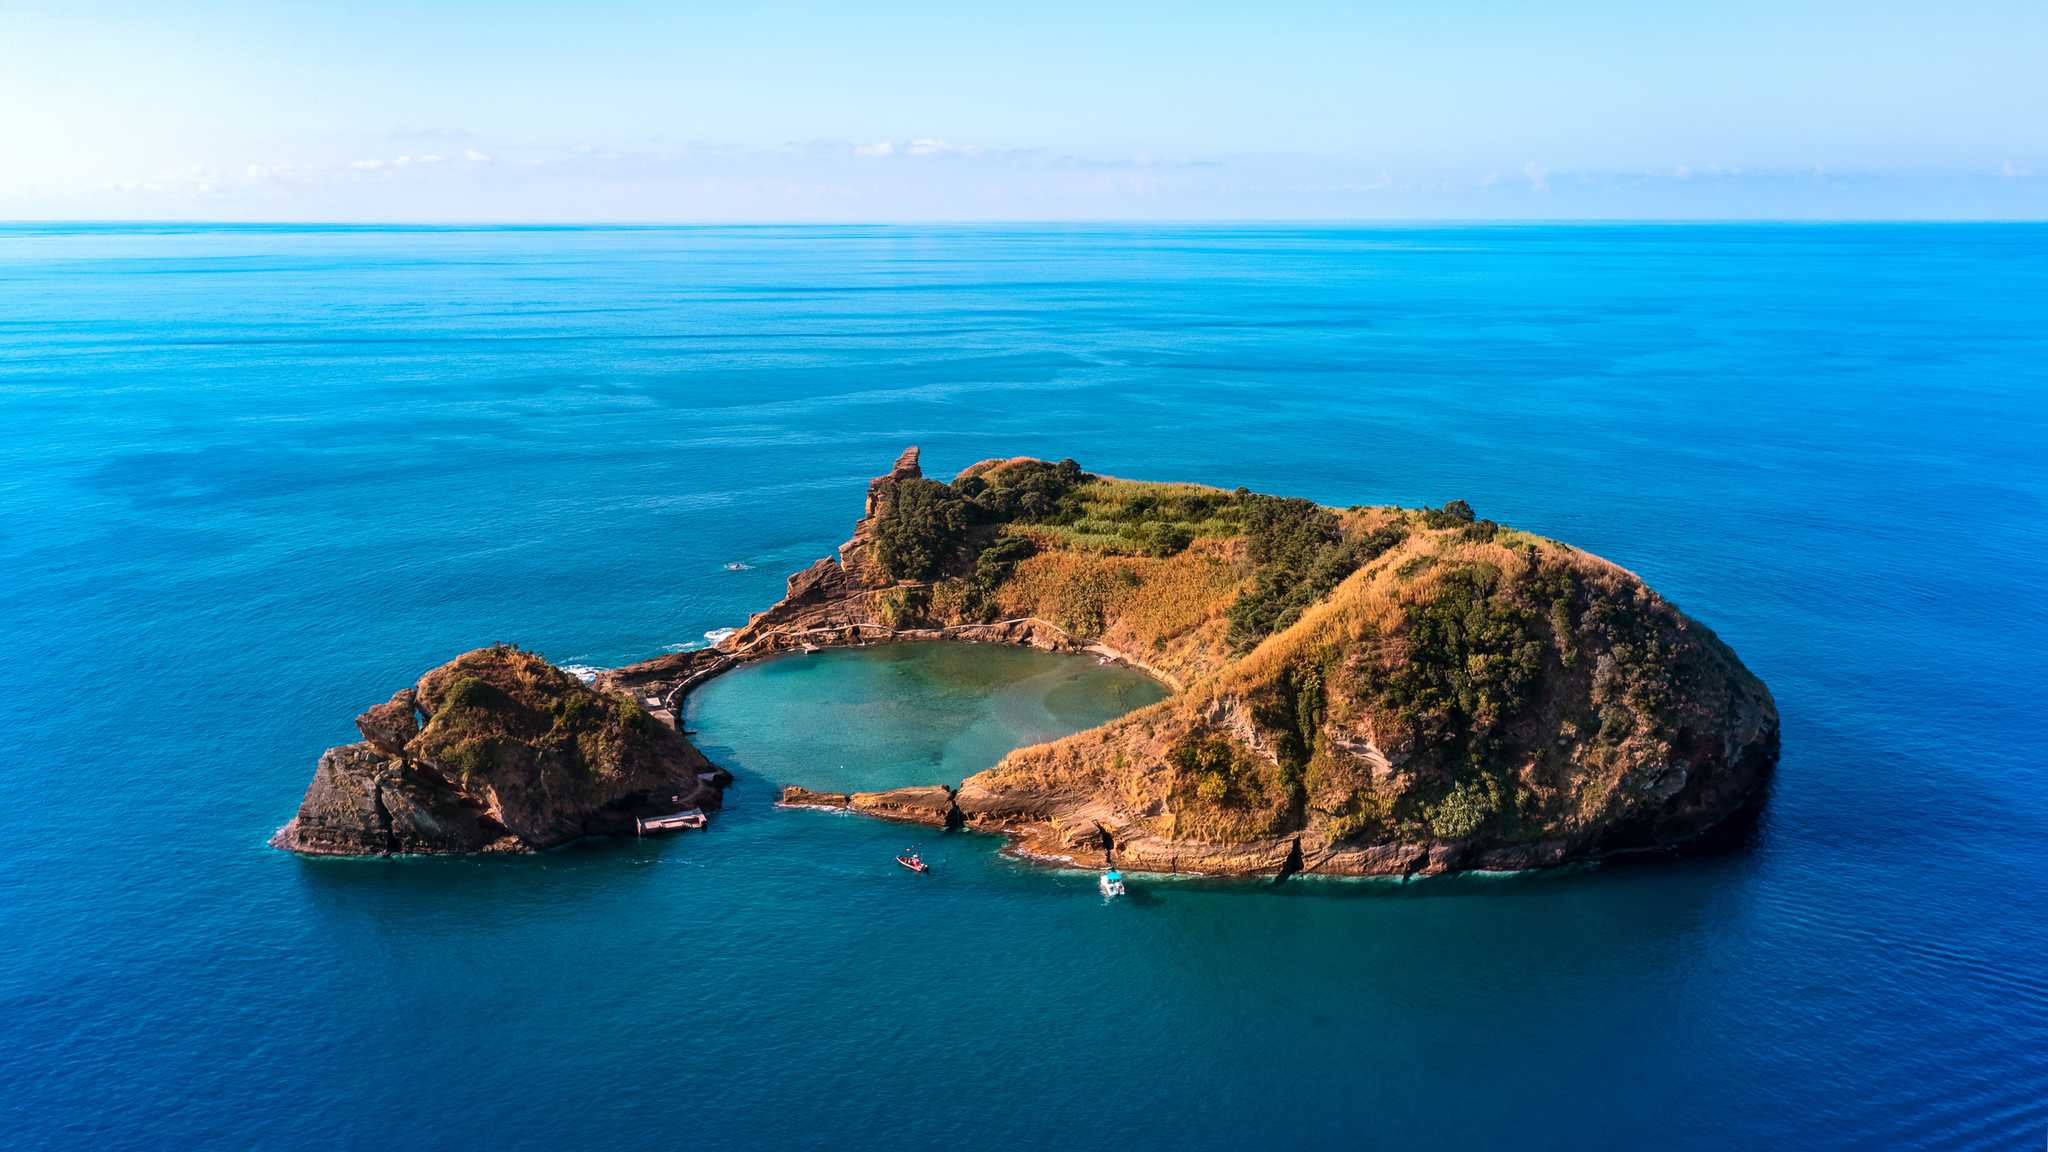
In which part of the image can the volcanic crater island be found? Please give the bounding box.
[277,448,1779,878]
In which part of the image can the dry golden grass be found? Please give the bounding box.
[993,536,1247,681]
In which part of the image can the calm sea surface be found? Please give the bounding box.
[2,223,2044,1150]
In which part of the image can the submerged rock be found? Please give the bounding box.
[276,645,729,856]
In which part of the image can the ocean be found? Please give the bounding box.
[1,222,2044,1150]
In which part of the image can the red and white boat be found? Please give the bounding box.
[896,851,929,874]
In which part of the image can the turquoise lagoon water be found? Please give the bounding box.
[2,223,2046,1150]
[687,642,1167,794]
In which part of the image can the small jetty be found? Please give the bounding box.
[636,808,707,835]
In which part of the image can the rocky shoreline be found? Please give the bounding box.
[773,780,1768,878]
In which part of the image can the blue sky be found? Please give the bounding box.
[3,0,2043,220]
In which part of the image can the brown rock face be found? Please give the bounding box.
[778,784,962,830]
[837,445,923,586]
[778,786,853,809]
[276,645,729,856]
[354,689,419,756]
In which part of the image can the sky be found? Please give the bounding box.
[2,0,2043,221]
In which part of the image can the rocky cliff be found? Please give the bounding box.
[277,644,730,856]
[625,447,1777,878]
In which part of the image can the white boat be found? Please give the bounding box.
[1099,868,1125,897]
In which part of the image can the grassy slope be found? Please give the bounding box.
[883,460,1774,853]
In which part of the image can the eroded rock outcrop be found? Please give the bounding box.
[277,645,730,856]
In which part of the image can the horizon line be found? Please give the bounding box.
[7,215,2048,229]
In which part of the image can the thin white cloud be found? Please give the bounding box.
[1523,160,1548,191]
[851,137,983,159]
[904,137,978,157]
[348,158,385,171]
[464,148,493,163]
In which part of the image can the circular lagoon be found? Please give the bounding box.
[683,641,1168,793]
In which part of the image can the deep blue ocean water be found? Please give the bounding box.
[2,222,2045,1150]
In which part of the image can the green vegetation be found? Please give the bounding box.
[1583,588,1679,742]
[875,585,932,628]
[1420,498,1476,529]
[1383,564,1546,764]
[1426,777,1501,840]
[875,459,1239,579]
[955,457,1083,521]
[962,534,1036,619]
[1249,657,1328,773]
[441,674,494,712]
[1226,496,1406,651]
[414,646,666,787]
[873,477,969,581]
[1031,477,1242,556]
[1169,733,1246,804]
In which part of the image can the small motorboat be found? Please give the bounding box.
[896,851,929,874]
[1099,868,1125,897]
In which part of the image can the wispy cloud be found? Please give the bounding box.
[903,137,977,157]
[851,137,984,159]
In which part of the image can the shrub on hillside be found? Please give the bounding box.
[1382,564,1546,762]
[960,458,1083,522]
[1427,777,1500,839]
[1226,501,1407,651]
[1421,499,1477,529]
[874,478,969,580]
